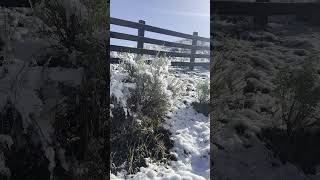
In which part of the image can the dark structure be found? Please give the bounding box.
[253,0,269,27]
[0,0,31,7]
[110,17,210,70]
[211,0,320,27]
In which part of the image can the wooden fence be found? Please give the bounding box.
[110,17,210,70]
[211,0,320,27]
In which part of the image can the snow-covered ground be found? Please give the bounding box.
[212,17,320,180]
[110,55,210,179]
[0,5,93,178]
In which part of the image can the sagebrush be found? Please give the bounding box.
[110,56,175,175]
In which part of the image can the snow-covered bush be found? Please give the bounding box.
[0,0,108,179]
[110,55,175,175]
[33,0,87,52]
[125,59,170,124]
[32,0,108,67]
[274,59,320,135]
[112,54,171,122]
[191,80,210,116]
[28,0,109,178]
[196,81,209,104]
[166,76,183,98]
[211,39,250,124]
[258,57,320,174]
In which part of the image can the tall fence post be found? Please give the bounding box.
[137,20,145,57]
[190,32,198,70]
[254,0,269,28]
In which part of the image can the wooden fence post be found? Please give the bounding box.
[254,0,269,28]
[190,32,198,70]
[137,20,145,56]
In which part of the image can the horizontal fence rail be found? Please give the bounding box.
[110,17,210,70]
[211,0,320,27]
[110,32,210,50]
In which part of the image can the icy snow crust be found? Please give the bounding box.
[110,54,210,179]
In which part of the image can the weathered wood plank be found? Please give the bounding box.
[144,24,210,42]
[211,1,320,16]
[110,32,138,42]
[110,17,141,30]
[110,45,210,59]
[110,31,210,50]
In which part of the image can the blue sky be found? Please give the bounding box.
[110,0,210,47]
